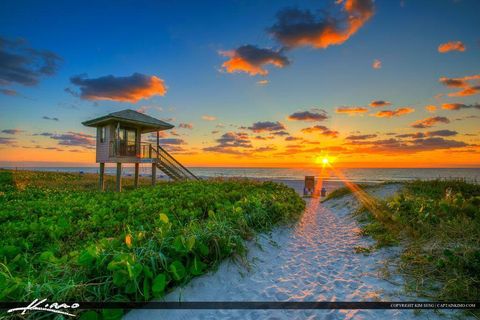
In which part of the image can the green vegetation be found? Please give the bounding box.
[354,179,480,302]
[0,168,153,192]
[0,170,305,319]
[321,182,394,202]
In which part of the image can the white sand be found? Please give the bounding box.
[125,182,452,320]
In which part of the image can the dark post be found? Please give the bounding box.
[99,163,105,191]
[134,163,139,188]
[156,131,159,147]
[116,163,122,192]
[151,163,157,186]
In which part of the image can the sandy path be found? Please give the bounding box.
[126,183,443,320]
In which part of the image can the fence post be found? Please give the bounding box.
[151,163,157,186]
[116,163,122,192]
[99,163,105,191]
[134,163,139,188]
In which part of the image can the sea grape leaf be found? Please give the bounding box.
[197,242,209,256]
[125,234,132,248]
[143,278,151,301]
[131,263,143,279]
[112,270,128,287]
[159,213,169,224]
[77,247,96,266]
[124,281,136,294]
[107,260,121,272]
[173,236,187,253]
[152,273,166,294]
[190,257,206,276]
[39,251,57,263]
[0,281,20,300]
[186,236,195,251]
[0,245,20,259]
[169,260,186,281]
[126,262,134,279]
[208,210,215,218]
[143,265,153,279]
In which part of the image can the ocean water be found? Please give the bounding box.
[2,166,479,183]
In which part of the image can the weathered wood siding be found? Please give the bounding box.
[95,123,144,163]
[96,124,111,163]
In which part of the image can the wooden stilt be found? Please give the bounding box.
[134,163,139,188]
[151,163,157,186]
[116,163,122,192]
[99,163,105,191]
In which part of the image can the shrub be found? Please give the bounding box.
[0,171,305,319]
[355,179,480,302]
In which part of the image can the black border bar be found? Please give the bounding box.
[0,302,478,310]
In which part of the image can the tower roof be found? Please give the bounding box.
[82,109,174,133]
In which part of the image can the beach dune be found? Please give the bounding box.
[126,183,439,320]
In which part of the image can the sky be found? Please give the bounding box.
[0,0,479,168]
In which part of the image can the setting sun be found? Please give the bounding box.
[315,155,335,166]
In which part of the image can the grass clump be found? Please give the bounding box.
[355,179,480,303]
[322,183,371,202]
[322,181,399,202]
[0,170,305,319]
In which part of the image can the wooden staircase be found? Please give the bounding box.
[150,144,199,181]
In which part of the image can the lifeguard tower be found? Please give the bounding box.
[82,109,198,191]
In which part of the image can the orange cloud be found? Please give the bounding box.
[438,41,466,53]
[411,116,450,129]
[300,125,339,137]
[439,74,480,97]
[450,87,480,97]
[442,103,480,111]
[68,73,167,103]
[269,0,375,49]
[371,107,414,118]
[372,59,382,69]
[335,106,369,115]
[425,105,437,112]
[220,45,289,76]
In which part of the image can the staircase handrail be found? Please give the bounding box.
[156,144,199,180]
[149,146,186,180]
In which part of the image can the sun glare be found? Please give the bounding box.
[315,155,335,166]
